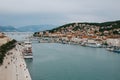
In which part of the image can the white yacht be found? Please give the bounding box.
[23,41,33,58]
[86,43,102,48]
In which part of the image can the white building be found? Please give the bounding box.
[106,38,120,46]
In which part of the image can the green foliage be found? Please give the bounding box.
[103,42,108,46]
[113,31,119,34]
[0,39,17,65]
[49,23,75,33]
[49,20,120,33]
[33,32,38,37]
[73,26,80,31]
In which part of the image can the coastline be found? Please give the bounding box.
[0,44,32,80]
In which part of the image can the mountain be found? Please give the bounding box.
[0,26,18,32]
[17,25,57,32]
[0,25,57,32]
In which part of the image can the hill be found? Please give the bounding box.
[48,20,120,33]
[0,26,18,32]
[34,20,120,38]
[17,25,56,32]
[0,25,57,32]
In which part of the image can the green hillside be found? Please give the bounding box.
[48,20,120,33]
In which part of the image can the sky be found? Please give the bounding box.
[0,0,120,27]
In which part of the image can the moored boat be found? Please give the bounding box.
[112,47,120,53]
[23,41,33,59]
[106,46,114,51]
[113,49,120,53]
[85,43,102,48]
[106,46,120,53]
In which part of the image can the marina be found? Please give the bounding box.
[26,43,120,80]
[2,32,120,80]
[0,0,120,79]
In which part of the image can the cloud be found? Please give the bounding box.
[0,0,120,26]
[0,0,119,14]
[0,13,68,26]
[0,0,79,14]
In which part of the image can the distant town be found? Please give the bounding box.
[34,20,120,47]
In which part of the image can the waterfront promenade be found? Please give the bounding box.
[0,44,31,80]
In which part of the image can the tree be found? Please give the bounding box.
[0,39,17,65]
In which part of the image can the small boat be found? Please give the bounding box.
[85,43,102,48]
[106,46,120,53]
[80,41,87,46]
[112,47,120,53]
[113,49,120,53]
[106,47,114,51]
